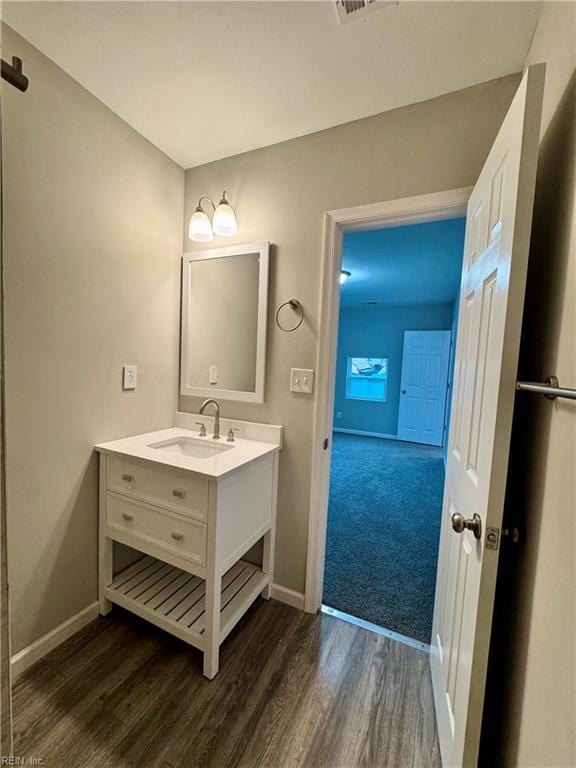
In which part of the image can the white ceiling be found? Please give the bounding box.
[3,1,541,169]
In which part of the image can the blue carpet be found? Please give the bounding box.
[323,433,445,643]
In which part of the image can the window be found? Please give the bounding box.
[346,356,388,401]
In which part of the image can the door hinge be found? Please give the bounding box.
[323,437,329,450]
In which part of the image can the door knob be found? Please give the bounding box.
[401,389,407,394]
[451,512,482,540]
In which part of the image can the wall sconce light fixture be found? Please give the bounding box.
[340,270,351,285]
[188,191,238,242]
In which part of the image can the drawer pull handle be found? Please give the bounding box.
[171,532,184,542]
[172,488,186,499]
[122,513,134,522]
[122,474,134,483]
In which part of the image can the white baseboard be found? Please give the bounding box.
[270,583,305,611]
[10,586,305,677]
[11,602,100,678]
[333,428,398,440]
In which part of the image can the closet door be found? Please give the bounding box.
[397,330,452,446]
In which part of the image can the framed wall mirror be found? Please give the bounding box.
[180,242,269,403]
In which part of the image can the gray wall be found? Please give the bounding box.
[334,304,454,435]
[2,26,184,654]
[483,4,576,766]
[182,73,521,593]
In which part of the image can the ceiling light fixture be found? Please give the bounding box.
[188,191,238,242]
[340,270,351,284]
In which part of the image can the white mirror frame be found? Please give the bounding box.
[180,241,269,403]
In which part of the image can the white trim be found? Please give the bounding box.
[321,605,430,653]
[333,428,398,441]
[180,241,269,403]
[10,602,99,678]
[270,583,305,611]
[305,188,472,614]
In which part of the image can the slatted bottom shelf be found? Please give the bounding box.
[105,555,268,651]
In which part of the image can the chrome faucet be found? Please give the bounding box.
[199,399,221,440]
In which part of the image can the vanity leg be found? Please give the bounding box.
[98,458,113,616]
[261,529,273,600]
[99,537,113,616]
[261,455,278,601]
[203,572,221,679]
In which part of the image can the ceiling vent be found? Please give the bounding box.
[335,0,396,25]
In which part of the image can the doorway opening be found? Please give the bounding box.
[305,189,472,633]
[321,218,466,646]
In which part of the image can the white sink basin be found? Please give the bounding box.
[96,420,282,479]
[148,436,233,459]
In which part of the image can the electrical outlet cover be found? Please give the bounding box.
[123,365,137,390]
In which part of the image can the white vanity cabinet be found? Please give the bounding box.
[96,416,281,679]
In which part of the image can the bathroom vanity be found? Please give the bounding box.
[96,412,282,678]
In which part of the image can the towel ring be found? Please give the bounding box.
[275,299,304,333]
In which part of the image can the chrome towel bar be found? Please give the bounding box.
[516,375,576,401]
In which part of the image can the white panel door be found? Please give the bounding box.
[397,330,452,446]
[431,65,544,768]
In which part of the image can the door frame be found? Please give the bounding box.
[305,187,472,613]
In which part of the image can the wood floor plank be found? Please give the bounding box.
[12,617,165,764]
[13,600,440,768]
[236,614,358,768]
[105,601,299,768]
[167,604,333,768]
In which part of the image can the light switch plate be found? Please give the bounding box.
[290,368,314,394]
[209,365,218,385]
[123,365,137,390]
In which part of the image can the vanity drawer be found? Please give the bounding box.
[106,493,206,566]
[108,456,208,521]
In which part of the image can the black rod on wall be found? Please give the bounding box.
[1,56,29,92]
[516,375,576,401]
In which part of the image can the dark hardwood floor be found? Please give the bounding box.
[12,600,441,768]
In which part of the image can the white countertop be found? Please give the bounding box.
[95,426,280,479]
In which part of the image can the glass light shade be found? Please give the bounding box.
[340,270,351,284]
[212,200,238,237]
[188,208,213,242]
